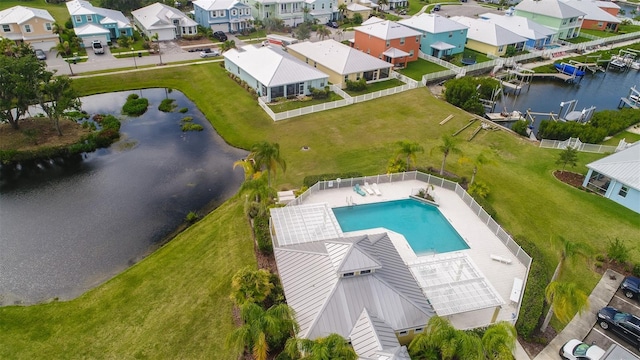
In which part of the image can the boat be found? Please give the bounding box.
[554,62,586,77]
[485,110,524,122]
[630,61,640,70]
[609,58,627,71]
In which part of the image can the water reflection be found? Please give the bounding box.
[0,89,247,305]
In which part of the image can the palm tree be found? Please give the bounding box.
[338,3,348,20]
[460,152,491,186]
[316,26,332,40]
[285,333,357,360]
[395,140,424,171]
[377,0,389,12]
[334,28,344,41]
[249,141,287,187]
[226,302,299,360]
[53,41,72,57]
[482,321,517,360]
[432,135,462,176]
[221,40,236,52]
[230,267,275,306]
[151,33,163,65]
[543,281,589,331]
[233,157,261,181]
[409,316,483,360]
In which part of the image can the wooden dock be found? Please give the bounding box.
[619,97,639,109]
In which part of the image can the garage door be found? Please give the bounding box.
[81,35,109,48]
[30,40,58,51]
[210,23,227,33]
[155,29,175,41]
[315,16,329,24]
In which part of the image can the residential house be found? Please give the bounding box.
[450,16,527,57]
[132,3,198,41]
[193,0,253,33]
[561,0,620,32]
[353,20,421,68]
[223,45,329,102]
[345,3,371,20]
[287,39,393,88]
[66,0,133,47]
[248,0,306,27]
[478,13,555,50]
[398,13,468,58]
[514,0,585,41]
[0,6,58,51]
[582,142,640,214]
[305,0,338,24]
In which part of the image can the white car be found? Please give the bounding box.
[199,49,220,58]
[559,339,605,360]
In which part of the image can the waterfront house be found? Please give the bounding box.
[0,6,58,51]
[248,0,306,27]
[353,20,421,68]
[514,0,585,41]
[582,142,640,214]
[561,0,620,32]
[398,13,468,59]
[193,0,253,33]
[223,45,329,102]
[305,0,338,24]
[66,0,133,47]
[132,3,198,41]
[450,16,527,57]
[287,39,393,88]
[478,13,555,50]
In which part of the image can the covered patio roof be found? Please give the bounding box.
[270,203,343,247]
[382,47,410,58]
[431,41,456,50]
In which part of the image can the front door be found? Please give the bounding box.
[299,82,304,95]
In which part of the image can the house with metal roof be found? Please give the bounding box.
[560,0,620,32]
[0,6,58,52]
[287,39,393,88]
[450,16,527,57]
[193,0,253,34]
[582,142,640,214]
[248,0,306,27]
[132,3,198,41]
[398,13,468,59]
[305,0,338,25]
[66,0,133,48]
[223,45,329,102]
[478,13,555,50]
[353,20,421,68]
[514,0,586,41]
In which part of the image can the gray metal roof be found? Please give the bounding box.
[270,203,343,247]
[350,309,405,359]
[399,13,468,34]
[587,142,640,190]
[0,5,54,25]
[514,0,586,19]
[132,3,197,31]
[451,16,528,47]
[561,0,621,23]
[479,13,557,40]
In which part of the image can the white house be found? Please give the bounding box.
[132,2,198,41]
[0,6,59,51]
[582,142,640,214]
[450,16,527,56]
[478,13,555,50]
[223,45,329,102]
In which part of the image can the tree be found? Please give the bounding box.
[38,73,81,136]
[352,13,363,25]
[249,141,287,187]
[409,316,483,360]
[221,40,236,52]
[0,53,47,129]
[117,35,133,50]
[151,33,163,65]
[294,22,312,40]
[432,135,462,176]
[543,281,589,330]
[459,152,492,186]
[230,267,275,307]
[482,321,517,360]
[226,302,299,360]
[316,26,331,40]
[53,40,72,57]
[395,140,424,171]
[443,77,485,116]
[377,0,389,11]
[285,333,357,360]
[334,28,344,41]
[338,3,348,20]
[556,146,578,173]
[100,0,143,13]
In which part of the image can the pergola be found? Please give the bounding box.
[269,203,343,247]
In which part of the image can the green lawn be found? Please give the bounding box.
[344,79,405,96]
[237,30,267,40]
[397,58,448,80]
[0,0,72,23]
[602,130,640,145]
[268,92,343,112]
[565,36,594,43]
[0,62,638,358]
[580,29,619,38]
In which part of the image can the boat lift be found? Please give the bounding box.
[618,86,640,109]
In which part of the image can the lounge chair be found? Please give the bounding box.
[371,183,382,196]
[353,184,366,197]
[363,182,375,195]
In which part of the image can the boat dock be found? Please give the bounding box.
[618,86,640,109]
[486,110,525,122]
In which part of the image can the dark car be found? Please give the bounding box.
[597,306,640,351]
[326,21,338,28]
[213,31,227,42]
[34,49,47,60]
[621,276,640,300]
[433,4,441,11]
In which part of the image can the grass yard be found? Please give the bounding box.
[0,0,71,23]
[602,130,640,145]
[344,78,405,96]
[564,36,594,44]
[236,30,267,40]
[267,92,343,112]
[397,58,448,80]
[580,29,619,38]
[0,62,638,358]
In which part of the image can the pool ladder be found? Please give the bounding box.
[346,196,356,206]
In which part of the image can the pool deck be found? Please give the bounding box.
[300,179,529,330]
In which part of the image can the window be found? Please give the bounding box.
[562,19,567,25]
[415,327,424,333]
[219,10,226,17]
[385,40,390,47]
[231,9,238,16]
[498,45,504,52]
[45,23,52,31]
[398,331,408,336]
[281,3,287,12]
[619,186,628,197]
[320,81,324,87]
[2,24,10,32]
[360,269,371,274]
[305,57,309,63]
[87,15,93,22]
[344,75,348,82]
[24,24,31,33]
[321,3,325,9]
[597,21,603,27]
[449,31,452,38]
[210,11,217,17]
[75,15,82,23]
[399,37,405,45]
[416,35,420,42]
[343,272,355,277]
[312,4,315,9]
[409,50,414,57]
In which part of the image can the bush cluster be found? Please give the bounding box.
[228,73,258,99]
[122,94,149,116]
[303,172,364,187]
[514,236,552,340]
[253,214,272,254]
[309,86,331,99]
[180,34,204,40]
[345,79,367,91]
[512,120,529,137]
[538,108,640,142]
[158,98,176,112]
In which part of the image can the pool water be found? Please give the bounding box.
[332,199,469,255]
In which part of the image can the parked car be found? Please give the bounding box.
[326,21,339,28]
[213,31,227,42]
[34,49,47,60]
[621,276,640,300]
[597,306,640,351]
[199,48,220,58]
[433,4,441,11]
[559,339,605,360]
[91,40,104,54]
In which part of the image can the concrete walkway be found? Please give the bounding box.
[531,269,623,360]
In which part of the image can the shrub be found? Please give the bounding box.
[633,263,640,277]
[309,86,331,99]
[181,123,204,132]
[607,238,630,264]
[512,120,528,137]
[122,94,149,116]
[303,172,363,187]
[179,107,188,113]
[345,78,367,91]
[158,98,176,112]
[253,213,272,254]
[185,211,199,223]
[595,254,605,262]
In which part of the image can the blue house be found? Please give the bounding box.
[66,0,133,47]
[398,14,467,58]
[479,13,554,50]
[193,0,253,34]
[582,142,640,214]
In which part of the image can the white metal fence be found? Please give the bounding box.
[538,137,632,153]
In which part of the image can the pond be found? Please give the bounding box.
[0,88,247,305]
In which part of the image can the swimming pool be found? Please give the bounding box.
[332,199,469,255]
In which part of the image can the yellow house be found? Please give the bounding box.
[450,16,526,57]
[0,6,59,51]
[345,3,371,20]
[287,39,392,88]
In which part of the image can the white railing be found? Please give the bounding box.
[538,137,630,153]
[418,52,463,72]
[392,71,423,88]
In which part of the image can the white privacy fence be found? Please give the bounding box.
[539,137,632,153]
